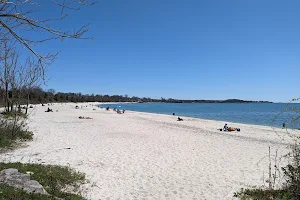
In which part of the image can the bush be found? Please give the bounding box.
[0,117,33,148]
[0,162,87,199]
[234,143,300,200]
[281,141,300,199]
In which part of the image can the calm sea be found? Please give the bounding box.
[100,103,300,128]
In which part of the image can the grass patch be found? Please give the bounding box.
[1,111,27,119]
[0,185,58,200]
[0,128,33,148]
[0,116,33,148]
[234,188,292,200]
[0,162,87,200]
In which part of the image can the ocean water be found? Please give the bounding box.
[100,103,300,128]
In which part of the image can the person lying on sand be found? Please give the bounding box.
[220,124,240,132]
[227,127,235,131]
[79,116,93,119]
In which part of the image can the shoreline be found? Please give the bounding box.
[0,102,297,199]
[99,102,291,129]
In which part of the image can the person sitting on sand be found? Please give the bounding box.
[223,123,228,131]
[45,107,53,112]
[177,117,183,121]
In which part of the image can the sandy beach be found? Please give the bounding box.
[0,103,296,200]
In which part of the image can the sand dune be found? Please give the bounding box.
[1,103,296,200]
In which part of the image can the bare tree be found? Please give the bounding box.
[0,0,95,79]
[0,40,19,112]
[0,39,43,115]
[22,57,42,114]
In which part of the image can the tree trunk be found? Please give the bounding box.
[18,104,21,113]
[10,91,13,112]
[5,82,9,112]
[25,92,29,115]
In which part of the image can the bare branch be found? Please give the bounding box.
[0,0,95,78]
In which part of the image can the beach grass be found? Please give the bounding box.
[1,110,28,119]
[0,125,33,148]
[0,162,87,200]
[234,188,291,200]
[0,185,58,200]
[0,111,33,148]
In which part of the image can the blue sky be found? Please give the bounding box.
[33,0,299,102]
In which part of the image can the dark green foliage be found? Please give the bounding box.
[0,185,58,200]
[234,188,291,200]
[0,86,271,105]
[0,162,86,200]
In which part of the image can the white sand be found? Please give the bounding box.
[0,103,297,200]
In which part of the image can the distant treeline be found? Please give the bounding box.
[0,86,272,105]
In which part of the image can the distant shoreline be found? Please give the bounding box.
[99,101,273,104]
[134,99,273,104]
[100,102,296,128]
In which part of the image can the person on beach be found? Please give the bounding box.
[282,122,286,128]
[45,107,53,112]
[223,123,228,131]
[177,117,183,121]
